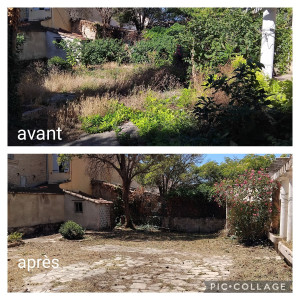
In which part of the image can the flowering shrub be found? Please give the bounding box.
[213,169,276,243]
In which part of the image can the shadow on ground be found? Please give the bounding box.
[86,229,220,242]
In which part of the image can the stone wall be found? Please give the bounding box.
[8,154,48,188]
[167,196,225,219]
[162,217,225,233]
[71,20,97,40]
[8,192,65,229]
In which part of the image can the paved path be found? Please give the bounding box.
[25,244,233,292]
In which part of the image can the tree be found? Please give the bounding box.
[138,154,203,197]
[194,154,276,184]
[8,8,21,126]
[96,8,115,26]
[115,8,162,33]
[60,154,154,229]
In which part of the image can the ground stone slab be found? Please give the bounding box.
[22,243,233,292]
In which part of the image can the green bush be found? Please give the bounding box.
[53,39,83,66]
[59,221,85,240]
[8,232,23,243]
[180,8,262,70]
[130,35,177,66]
[82,39,129,65]
[274,8,293,74]
[193,59,292,145]
[48,56,71,71]
[214,170,276,244]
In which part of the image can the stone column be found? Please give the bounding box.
[279,178,289,239]
[287,177,293,242]
[260,8,277,78]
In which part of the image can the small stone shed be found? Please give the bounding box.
[63,190,113,231]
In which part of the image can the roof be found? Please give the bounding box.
[268,156,293,180]
[63,189,113,205]
[8,184,64,194]
[18,21,86,40]
[57,29,86,40]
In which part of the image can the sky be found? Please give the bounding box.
[201,154,282,165]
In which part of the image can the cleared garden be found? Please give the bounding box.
[8,229,292,292]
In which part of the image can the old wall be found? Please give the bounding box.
[60,157,140,196]
[167,197,225,219]
[59,157,93,195]
[41,8,72,32]
[18,31,47,60]
[64,194,112,230]
[8,192,64,228]
[8,154,47,188]
[162,217,225,233]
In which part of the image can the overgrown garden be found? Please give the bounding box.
[11,8,293,145]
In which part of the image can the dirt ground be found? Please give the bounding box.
[7,229,292,292]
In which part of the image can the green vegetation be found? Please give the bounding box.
[214,170,276,244]
[82,38,129,65]
[59,221,85,240]
[8,232,23,243]
[194,59,292,145]
[48,56,72,71]
[11,8,293,146]
[81,93,198,145]
[274,8,293,74]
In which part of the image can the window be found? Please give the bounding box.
[74,202,83,213]
[8,154,14,160]
[52,154,69,173]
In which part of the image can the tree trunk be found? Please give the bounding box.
[191,38,197,87]
[122,181,135,229]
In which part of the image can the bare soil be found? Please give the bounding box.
[7,229,292,292]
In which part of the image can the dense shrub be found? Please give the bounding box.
[82,39,129,65]
[180,8,262,70]
[233,56,292,110]
[214,170,276,243]
[59,221,85,240]
[48,56,71,71]
[193,59,292,145]
[130,35,177,66]
[274,8,293,74]
[54,39,83,66]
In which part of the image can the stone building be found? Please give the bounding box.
[7,154,114,235]
[17,7,137,61]
[64,190,113,231]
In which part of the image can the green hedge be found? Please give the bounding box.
[82,39,129,65]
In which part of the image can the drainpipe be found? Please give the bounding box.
[260,8,277,78]
[46,154,49,183]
